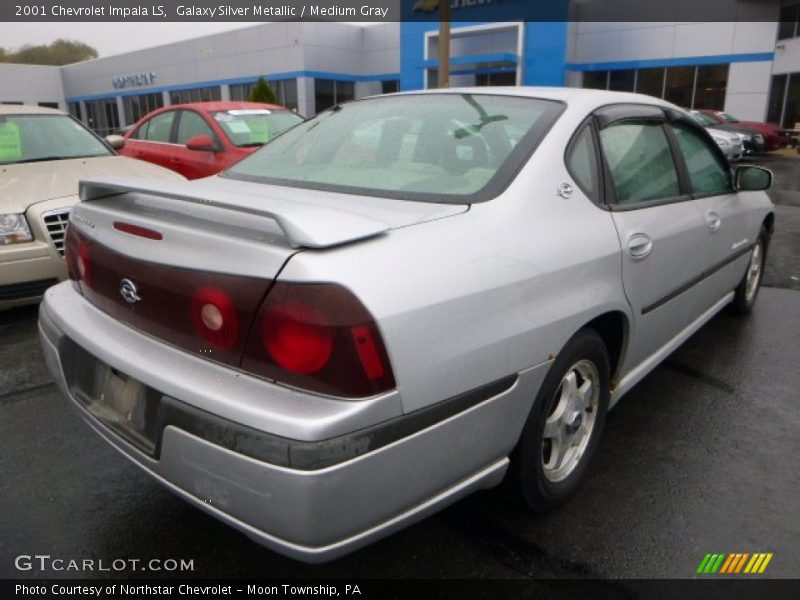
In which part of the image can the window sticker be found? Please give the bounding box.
[248,118,269,143]
[0,122,22,161]
[226,121,252,134]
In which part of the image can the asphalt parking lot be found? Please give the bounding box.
[1,156,798,581]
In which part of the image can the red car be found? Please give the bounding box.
[697,109,791,152]
[120,102,304,179]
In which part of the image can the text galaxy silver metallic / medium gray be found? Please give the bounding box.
[39,88,774,562]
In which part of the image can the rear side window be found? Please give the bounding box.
[599,122,680,205]
[143,111,176,143]
[566,125,599,201]
[671,122,732,196]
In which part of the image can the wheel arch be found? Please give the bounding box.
[581,310,629,387]
[763,212,775,238]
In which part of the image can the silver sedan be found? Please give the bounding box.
[40,88,774,562]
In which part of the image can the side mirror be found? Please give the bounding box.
[186,134,217,152]
[105,134,125,150]
[734,165,773,191]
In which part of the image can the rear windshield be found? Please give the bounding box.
[0,114,111,165]
[224,94,564,203]
[213,109,304,147]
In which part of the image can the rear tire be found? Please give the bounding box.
[731,227,768,315]
[512,328,610,512]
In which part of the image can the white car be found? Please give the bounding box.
[0,105,183,310]
[707,126,744,161]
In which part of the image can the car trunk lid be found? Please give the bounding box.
[68,176,467,368]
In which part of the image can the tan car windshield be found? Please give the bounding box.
[0,115,111,165]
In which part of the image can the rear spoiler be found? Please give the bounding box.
[79,176,390,249]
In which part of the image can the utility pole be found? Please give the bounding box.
[437,0,451,88]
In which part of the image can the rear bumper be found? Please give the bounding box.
[39,282,547,562]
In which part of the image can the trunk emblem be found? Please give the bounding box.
[120,279,142,304]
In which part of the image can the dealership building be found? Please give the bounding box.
[3,0,800,134]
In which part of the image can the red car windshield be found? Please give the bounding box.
[212,109,304,148]
[719,112,740,123]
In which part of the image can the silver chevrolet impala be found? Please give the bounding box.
[39,88,774,562]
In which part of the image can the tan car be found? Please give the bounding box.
[0,105,183,310]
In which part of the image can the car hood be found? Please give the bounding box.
[707,127,740,142]
[731,121,780,135]
[711,124,762,139]
[0,155,183,214]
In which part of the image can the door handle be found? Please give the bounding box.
[627,233,653,259]
[706,211,722,232]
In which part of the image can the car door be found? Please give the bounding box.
[171,109,228,179]
[124,110,179,171]
[594,105,712,369]
[667,115,758,310]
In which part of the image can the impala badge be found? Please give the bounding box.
[120,279,142,304]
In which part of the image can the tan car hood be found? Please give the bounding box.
[0,156,182,214]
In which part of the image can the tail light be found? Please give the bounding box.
[190,286,240,350]
[65,225,93,289]
[64,226,395,399]
[242,282,396,398]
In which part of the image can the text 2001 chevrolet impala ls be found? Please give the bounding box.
[40,89,774,562]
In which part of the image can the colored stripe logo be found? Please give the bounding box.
[697,553,773,574]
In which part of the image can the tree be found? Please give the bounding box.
[249,77,277,104]
[0,39,97,66]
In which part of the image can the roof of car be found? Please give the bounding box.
[377,86,679,112]
[166,101,288,112]
[0,104,65,116]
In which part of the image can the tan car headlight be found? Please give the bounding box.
[0,213,33,245]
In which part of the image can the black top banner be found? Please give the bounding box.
[0,0,786,23]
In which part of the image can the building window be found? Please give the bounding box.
[314,79,354,113]
[475,71,517,86]
[382,80,400,94]
[582,64,728,111]
[68,102,82,121]
[664,66,696,107]
[38,102,59,109]
[779,4,800,40]
[636,68,665,98]
[275,79,298,111]
[230,79,298,111]
[229,82,255,102]
[169,86,221,105]
[693,65,729,110]
[84,98,120,135]
[1,101,23,105]
[583,71,608,90]
[609,69,635,92]
[122,92,163,126]
[768,72,800,128]
[767,74,788,125]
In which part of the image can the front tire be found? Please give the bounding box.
[731,228,768,315]
[512,329,610,512]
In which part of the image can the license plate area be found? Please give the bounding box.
[62,339,160,455]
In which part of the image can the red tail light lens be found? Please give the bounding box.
[243,282,396,398]
[191,286,240,350]
[65,225,92,288]
[263,303,333,374]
